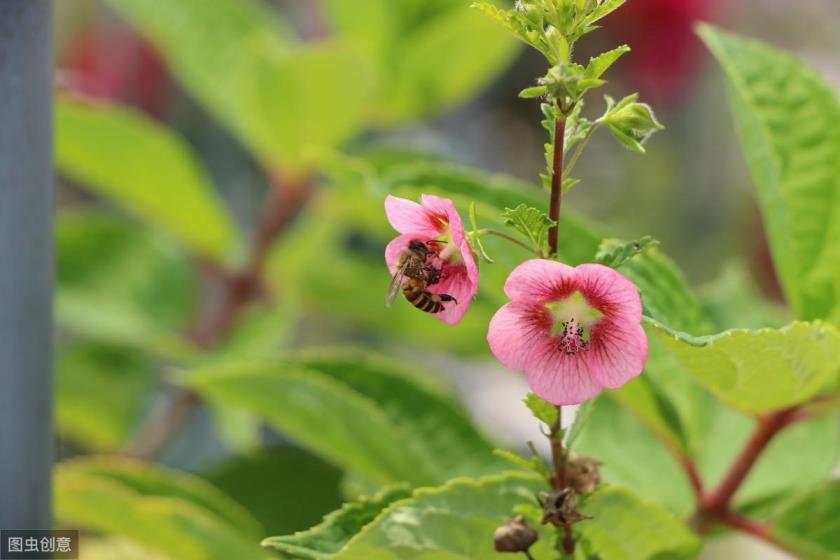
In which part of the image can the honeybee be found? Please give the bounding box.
[386,239,458,314]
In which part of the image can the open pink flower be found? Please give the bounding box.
[487,260,647,404]
[384,194,478,324]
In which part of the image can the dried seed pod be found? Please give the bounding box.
[494,515,539,553]
[539,488,591,527]
[565,455,602,494]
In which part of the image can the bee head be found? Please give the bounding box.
[408,239,429,254]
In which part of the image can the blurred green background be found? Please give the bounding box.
[48,1,839,559]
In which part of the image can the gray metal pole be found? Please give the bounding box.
[0,0,54,529]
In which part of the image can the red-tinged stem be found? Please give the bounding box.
[678,454,704,498]
[547,110,567,258]
[719,512,795,555]
[124,173,314,460]
[702,407,801,514]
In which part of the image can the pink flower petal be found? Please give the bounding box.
[576,263,643,323]
[487,302,552,370]
[503,259,577,302]
[384,233,417,275]
[429,265,474,325]
[525,349,604,405]
[420,194,465,245]
[384,195,440,238]
[587,318,648,388]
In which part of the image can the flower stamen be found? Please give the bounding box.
[557,317,589,355]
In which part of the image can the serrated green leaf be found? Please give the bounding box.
[773,481,840,559]
[699,25,840,326]
[524,392,559,426]
[56,97,236,258]
[651,319,840,413]
[595,236,659,269]
[107,0,370,169]
[262,486,411,559]
[581,0,627,28]
[337,472,554,559]
[56,459,266,560]
[502,204,556,256]
[584,44,630,79]
[576,484,701,560]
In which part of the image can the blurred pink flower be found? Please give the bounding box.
[487,260,647,404]
[384,194,478,324]
[605,0,719,105]
[59,23,170,116]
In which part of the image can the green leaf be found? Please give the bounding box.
[699,409,839,511]
[699,25,840,326]
[651,319,840,413]
[699,263,790,331]
[595,236,659,269]
[326,0,518,123]
[183,351,507,486]
[617,246,712,335]
[599,94,664,153]
[502,204,556,256]
[107,0,370,169]
[584,45,630,79]
[519,85,547,99]
[262,486,412,559]
[523,392,559,426]
[575,396,696,517]
[773,481,840,559]
[56,97,236,258]
[337,472,555,559]
[492,449,551,478]
[206,447,344,536]
[56,212,195,356]
[576,485,701,560]
[56,459,266,560]
[56,342,152,451]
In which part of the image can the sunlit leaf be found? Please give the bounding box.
[107,0,370,169]
[56,97,236,258]
[699,25,840,326]
[56,459,266,560]
[262,486,411,558]
[651,319,840,413]
[576,484,701,560]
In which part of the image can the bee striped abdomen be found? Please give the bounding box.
[403,282,444,314]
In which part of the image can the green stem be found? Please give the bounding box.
[562,122,601,181]
[477,228,540,255]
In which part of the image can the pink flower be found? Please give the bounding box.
[487,260,647,404]
[384,194,478,324]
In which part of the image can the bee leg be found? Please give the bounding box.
[438,294,458,304]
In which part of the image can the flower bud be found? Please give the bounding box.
[539,488,591,526]
[565,455,602,494]
[494,515,539,553]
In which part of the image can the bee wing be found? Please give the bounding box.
[386,258,409,307]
